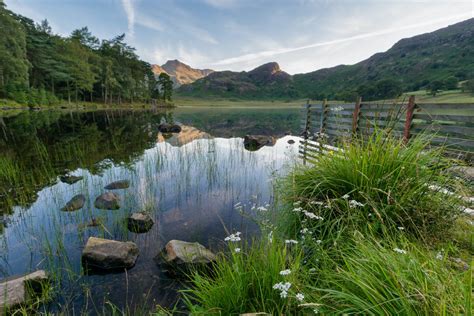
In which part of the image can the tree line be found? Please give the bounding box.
[0,2,173,106]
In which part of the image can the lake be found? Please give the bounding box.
[0,107,301,313]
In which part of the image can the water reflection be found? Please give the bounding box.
[0,108,300,313]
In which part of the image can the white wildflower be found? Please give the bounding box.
[268,230,273,242]
[273,282,292,292]
[313,308,320,314]
[279,269,291,276]
[285,239,299,245]
[397,226,405,231]
[280,291,288,298]
[293,207,303,212]
[257,206,268,212]
[224,232,241,242]
[303,210,324,220]
[331,106,344,112]
[393,248,407,254]
[316,240,322,244]
[301,228,309,234]
[309,268,317,273]
[342,194,350,199]
[349,200,365,208]
[435,251,443,260]
[293,201,301,206]
[310,201,324,206]
[296,293,305,302]
[234,248,241,253]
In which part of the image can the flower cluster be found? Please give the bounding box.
[293,206,324,221]
[393,247,407,254]
[224,232,241,242]
[295,293,305,302]
[273,282,292,298]
[279,269,291,276]
[349,200,365,208]
[285,239,299,245]
[331,106,344,112]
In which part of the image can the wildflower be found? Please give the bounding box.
[303,210,323,220]
[397,226,405,231]
[313,308,320,314]
[300,228,309,234]
[293,201,301,206]
[309,268,316,273]
[349,200,365,208]
[435,252,443,260]
[257,206,268,212]
[310,201,324,206]
[279,269,291,276]
[273,282,292,292]
[342,194,350,199]
[268,231,273,242]
[225,232,241,242]
[331,106,344,112]
[316,240,322,244]
[285,239,299,245]
[235,248,241,253]
[296,293,305,302]
[293,207,303,212]
[280,291,288,298]
[393,248,407,254]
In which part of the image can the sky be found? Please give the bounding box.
[5,0,474,74]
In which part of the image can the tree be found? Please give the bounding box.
[428,80,444,96]
[374,79,403,99]
[443,76,458,90]
[0,2,29,98]
[461,80,474,94]
[158,73,173,101]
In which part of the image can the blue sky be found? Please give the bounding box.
[5,0,473,74]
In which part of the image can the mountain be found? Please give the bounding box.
[178,18,474,100]
[151,60,213,87]
[178,62,297,99]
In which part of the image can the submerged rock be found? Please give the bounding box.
[0,270,49,314]
[127,212,154,233]
[61,194,86,212]
[159,240,216,266]
[81,237,139,271]
[158,123,182,133]
[448,166,474,183]
[59,175,83,185]
[244,135,276,151]
[94,192,120,210]
[104,180,130,190]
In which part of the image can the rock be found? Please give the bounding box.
[449,257,469,271]
[94,192,120,210]
[104,180,130,190]
[159,240,216,266]
[0,270,49,314]
[59,175,83,185]
[448,166,474,183]
[287,139,295,144]
[127,212,154,233]
[243,135,276,151]
[81,237,139,271]
[158,123,182,133]
[61,194,86,211]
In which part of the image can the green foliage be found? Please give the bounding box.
[0,3,157,105]
[158,72,173,101]
[184,238,309,315]
[444,76,459,90]
[356,78,403,101]
[461,79,474,93]
[284,132,463,240]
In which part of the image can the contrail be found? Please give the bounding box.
[212,13,471,66]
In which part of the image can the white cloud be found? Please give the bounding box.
[121,0,135,37]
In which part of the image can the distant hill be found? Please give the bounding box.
[151,60,213,87]
[178,62,298,99]
[178,18,474,100]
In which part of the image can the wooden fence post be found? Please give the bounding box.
[403,95,416,144]
[352,96,362,136]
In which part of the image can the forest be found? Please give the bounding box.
[0,2,172,106]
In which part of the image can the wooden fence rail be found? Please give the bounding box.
[299,96,474,163]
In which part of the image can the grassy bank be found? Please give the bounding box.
[181,132,473,315]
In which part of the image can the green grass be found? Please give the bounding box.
[402,89,474,103]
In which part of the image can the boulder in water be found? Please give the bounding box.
[127,212,154,233]
[0,270,49,314]
[81,237,139,271]
[104,180,130,190]
[59,175,83,185]
[244,135,276,151]
[158,123,181,133]
[61,194,86,212]
[94,192,120,210]
[158,240,216,267]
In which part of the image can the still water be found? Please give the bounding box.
[0,107,301,313]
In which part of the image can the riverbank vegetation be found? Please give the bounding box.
[182,132,473,315]
[0,2,174,107]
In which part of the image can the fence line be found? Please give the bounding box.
[299,96,474,163]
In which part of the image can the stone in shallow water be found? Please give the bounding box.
[81,237,139,271]
[287,139,295,144]
[127,212,154,233]
[159,240,216,266]
[158,123,181,133]
[61,194,86,211]
[104,180,130,190]
[0,270,49,314]
[59,175,83,185]
[244,135,276,151]
[94,192,120,210]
